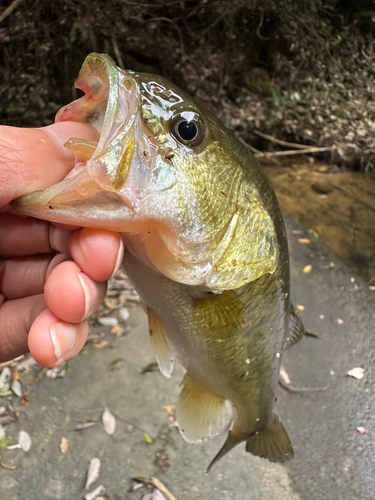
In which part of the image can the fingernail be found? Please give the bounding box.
[110,236,124,279]
[50,322,77,362]
[77,272,91,318]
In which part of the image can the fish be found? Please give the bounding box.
[12,53,307,470]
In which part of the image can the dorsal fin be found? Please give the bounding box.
[146,307,174,378]
[283,306,306,349]
[176,374,230,444]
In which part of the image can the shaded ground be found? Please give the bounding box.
[0,214,374,500]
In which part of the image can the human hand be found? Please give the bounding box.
[0,122,124,366]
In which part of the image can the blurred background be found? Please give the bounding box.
[1,0,374,284]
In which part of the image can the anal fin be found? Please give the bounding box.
[246,414,293,463]
[176,374,229,445]
[147,307,174,378]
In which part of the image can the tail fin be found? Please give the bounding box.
[206,414,293,472]
[246,414,293,463]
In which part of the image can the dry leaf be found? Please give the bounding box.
[348,367,364,380]
[104,297,118,309]
[59,437,69,454]
[356,426,367,435]
[107,358,125,372]
[11,380,23,397]
[298,238,310,244]
[18,430,32,452]
[84,485,105,500]
[98,317,118,327]
[296,304,305,311]
[74,421,97,432]
[303,265,312,274]
[20,395,29,406]
[119,307,130,322]
[93,340,109,350]
[86,457,101,490]
[162,405,176,416]
[102,408,116,435]
[111,324,124,336]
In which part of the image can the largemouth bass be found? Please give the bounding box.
[12,53,306,470]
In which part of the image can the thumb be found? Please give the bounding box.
[0,122,99,208]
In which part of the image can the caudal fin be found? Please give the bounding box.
[206,414,293,472]
[246,414,293,463]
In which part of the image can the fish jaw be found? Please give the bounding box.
[11,53,142,231]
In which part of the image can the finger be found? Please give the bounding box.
[28,309,88,367]
[0,214,74,257]
[0,294,46,363]
[44,260,107,323]
[70,228,124,282]
[0,122,99,206]
[0,254,69,300]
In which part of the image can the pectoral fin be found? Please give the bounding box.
[147,307,174,378]
[176,374,229,444]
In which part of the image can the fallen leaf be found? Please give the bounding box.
[20,395,29,406]
[303,265,312,274]
[348,367,364,380]
[59,437,69,454]
[84,484,105,500]
[93,340,109,350]
[111,324,124,336]
[356,426,367,435]
[102,408,116,435]
[98,317,118,327]
[86,457,101,490]
[162,405,176,416]
[119,307,130,322]
[104,297,118,309]
[298,238,310,244]
[107,358,125,372]
[74,421,98,432]
[296,304,305,311]
[144,432,153,444]
[11,380,23,398]
[18,430,32,452]
[0,367,11,392]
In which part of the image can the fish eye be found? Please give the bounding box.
[171,112,204,147]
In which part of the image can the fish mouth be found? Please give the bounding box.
[11,53,142,231]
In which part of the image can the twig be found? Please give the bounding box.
[151,477,179,500]
[133,477,179,500]
[0,0,25,24]
[255,146,336,158]
[111,36,125,70]
[0,457,19,470]
[253,129,313,150]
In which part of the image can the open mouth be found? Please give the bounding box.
[11,53,140,231]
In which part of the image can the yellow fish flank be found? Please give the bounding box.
[12,53,307,470]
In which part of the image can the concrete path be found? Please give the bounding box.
[0,214,374,500]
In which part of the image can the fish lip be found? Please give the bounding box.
[11,53,139,228]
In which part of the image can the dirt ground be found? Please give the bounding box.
[265,162,375,287]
